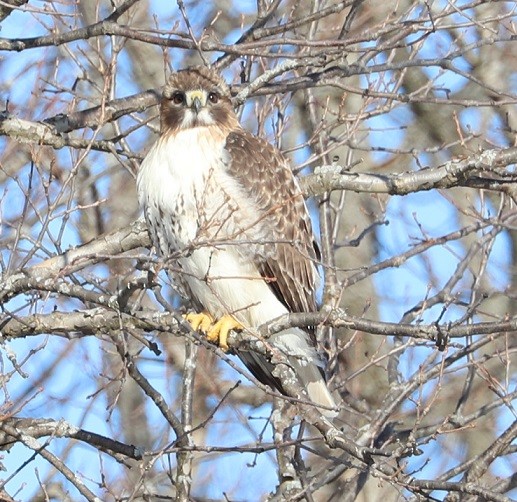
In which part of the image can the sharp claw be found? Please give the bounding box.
[207,315,243,351]
[183,312,214,333]
[183,312,242,351]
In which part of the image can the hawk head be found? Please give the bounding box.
[160,66,240,134]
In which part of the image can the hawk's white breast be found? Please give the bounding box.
[136,127,289,326]
[137,127,223,250]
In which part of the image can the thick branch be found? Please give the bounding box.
[0,417,143,461]
[0,219,149,303]
[0,423,101,501]
[301,147,517,197]
[3,307,517,343]
[0,111,147,154]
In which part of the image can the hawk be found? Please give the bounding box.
[137,66,336,415]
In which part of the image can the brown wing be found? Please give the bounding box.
[224,130,320,314]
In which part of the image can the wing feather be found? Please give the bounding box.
[223,130,319,315]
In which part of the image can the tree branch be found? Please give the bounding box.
[301,147,517,197]
[0,219,149,303]
[0,417,143,461]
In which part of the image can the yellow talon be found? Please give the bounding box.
[207,315,243,351]
[184,311,214,333]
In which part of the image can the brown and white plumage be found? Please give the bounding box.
[137,66,335,414]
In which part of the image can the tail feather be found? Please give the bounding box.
[290,359,337,417]
[238,327,338,417]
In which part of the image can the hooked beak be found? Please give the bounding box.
[192,96,202,114]
[187,90,206,114]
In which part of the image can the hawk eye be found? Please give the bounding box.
[172,92,185,105]
[208,92,219,104]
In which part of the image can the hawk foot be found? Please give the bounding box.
[184,311,214,333]
[207,315,243,351]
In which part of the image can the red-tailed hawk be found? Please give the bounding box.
[137,66,336,415]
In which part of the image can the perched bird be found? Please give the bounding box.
[137,66,336,415]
